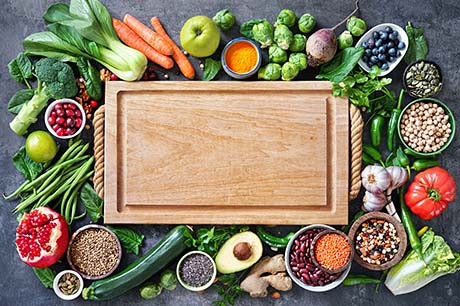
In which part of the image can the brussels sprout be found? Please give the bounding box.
[252,20,274,48]
[274,24,293,50]
[338,30,354,49]
[276,9,296,28]
[268,44,288,64]
[139,282,162,299]
[346,16,367,37]
[289,34,307,52]
[281,62,299,81]
[298,13,316,33]
[258,63,282,80]
[213,9,236,31]
[160,269,178,291]
[289,53,307,71]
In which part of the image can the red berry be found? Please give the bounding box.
[110,73,118,80]
[52,124,59,132]
[75,109,82,117]
[51,111,57,118]
[56,109,64,117]
[47,116,56,125]
[65,109,75,117]
[63,103,69,109]
[65,128,76,136]
[54,103,62,110]
[90,100,98,108]
[56,128,64,136]
[68,103,77,110]
[75,118,82,128]
[66,117,75,128]
[56,117,65,125]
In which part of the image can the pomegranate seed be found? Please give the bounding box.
[56,128,64,136]
[56,109,64,117]
[110,73,118,80]
[65,109,75,117]
[75,109,82,117]
[90,100,98,108]
[54,103,62,110]
[75,118,82,128]
[48,116,56,125]
[66,117,75,128]
[52,124,59,132]
[56,117,65,125]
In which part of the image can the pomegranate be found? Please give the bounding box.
[15,207,69,268]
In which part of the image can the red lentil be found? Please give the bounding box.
[314,233,350,271]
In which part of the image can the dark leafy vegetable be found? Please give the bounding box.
[8,52,33,88]
[80,182,103,222]
[12,146,44,181]
[404,21,428,64]
[316,47,364,83]
[33,267,56,289]
[8,89,35,114]
[107,226,144,255]
[76,57,102,100]
[213,273,245,306]
[203,58,222,81]
[240,19,265,39]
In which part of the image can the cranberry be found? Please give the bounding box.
[75,109,82,117]
[52,124,59,132]
[56,109,64,117]
[65,128,76,136]
[51,111,57,117]
[48,116,56,125]
[68,103,77,110]
[54,103,62,110]
[110,73,118,80]
[63,103,69,109]
[56,128,64,136]
[90,100,98,108]
[75,118,82,128]
[65,109,75,117]
[66,117,75,128]
[56,117,65,125]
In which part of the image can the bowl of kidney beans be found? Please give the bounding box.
[355,23,409,77]
[285,224,352,292]
[45,99,86,139]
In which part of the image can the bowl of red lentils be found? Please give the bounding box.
[348,212,407,271]
[285,225,352,292]
[310,230,353,274]
[398,97,455,157]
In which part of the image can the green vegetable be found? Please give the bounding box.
[289,53,307,71]
[8,52,33,88]
[298,13,316,33]
[385,151,400,167]
[83,225,192,301]
[240,19,265,39]
[370,114,384,147]
[404,148,435,159]
[387,89,404,152]
[316,47,364,83]
[160,269,177,291]
[385,228,460,295]
[139,282,162,299]
[343,274,381,286]
[396,147,410,168]
[274,24,293,50]
[107,226,144,255]
[213,9,235,32]
[258,63,281,80]
[289,34,306,52]
[8,89,35,114]
[80,182,103,223]
[268,44,287,64]
[342,211,365,233]
[12,146,44,181]
[362,151,377,166]
[346,16,367,36]
[399,187,423,260]
[213,273,245,306]
[281,62,299,81]
[33,267,56,289]
[76,57,102,100]
[404,21,429,64]
[252,20,274,48]
[276,9,296,28]
[203,58,222,81]
[9,57,77,136]
[256,226,294,249]
[338,30,353,49]
[362,144,384,166]
[24,0,147,81]
[411,159,439,171]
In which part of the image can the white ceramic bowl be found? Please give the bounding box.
[44,98,86,140]
[355,23,409,77]
[285,224,352,292]
[53,270,84,300]
[176,250,217,291]
[221,37,262,79]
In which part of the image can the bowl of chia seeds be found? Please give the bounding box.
[403,60,443,98]
[176,250,217,291]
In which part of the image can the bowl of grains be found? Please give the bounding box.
[348,212,407,271]
[310,230,353,274]
[398,98,455,156]
[285,225,352,292]
[67,225,122,280]
[53,270,84,300]
[403,60,442,98]
[176,250,217,292]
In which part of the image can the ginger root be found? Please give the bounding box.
[240,254,292,298]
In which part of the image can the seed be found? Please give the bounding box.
[179,253,214,287]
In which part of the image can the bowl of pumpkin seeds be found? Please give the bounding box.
[403,60,443,98]
[53,270,84,300]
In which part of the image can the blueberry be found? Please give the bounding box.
[387,41,395,48]
[372,48,379,55]
[397,50,401,57]
[378,61,384,68]
[362,56,369,63]
[362,41,369,48]
[389,56,396,63]
[372,31,380,39]
[388,48,397,56]
[397,41,406,49]
[389,32,398,41]
[375,39,383,47]
[380,32,389,40]
[368,38,375,48]
[370,56,378,63]
[378,53,387,62]
[381,63,389,70]
[378,46,386,54]
[385,26,393,33]
[365,49,372,57]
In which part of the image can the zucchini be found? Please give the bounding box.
[82,225,192,300]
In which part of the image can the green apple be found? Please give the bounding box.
[180,16,220,57]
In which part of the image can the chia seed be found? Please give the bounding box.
[179,253,214,287]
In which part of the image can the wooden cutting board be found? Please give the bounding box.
[104,81,349,224]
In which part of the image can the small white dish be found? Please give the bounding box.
[176,250,217,292]
[44,98,86,140]
[53,270,84,300]
[355,23,409,77]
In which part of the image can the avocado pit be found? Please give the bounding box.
[233,242,252,261]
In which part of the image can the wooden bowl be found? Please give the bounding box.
[348,212,407,271]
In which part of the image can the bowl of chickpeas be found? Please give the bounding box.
[398,98,455,157]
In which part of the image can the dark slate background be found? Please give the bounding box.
[1,0,459,305]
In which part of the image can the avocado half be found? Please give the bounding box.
[215,231,263,274]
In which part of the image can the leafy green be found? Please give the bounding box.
[8,53,33,87]
[404,21,429,64]
[385,228,460,295]
[8,89,35,114]
[80,182,103,222]
[203,58,222,81]
[184,226,249,258]
[139,282,162,299]
[106,226,144,255]
[160,269,178,291]
[33,267,56,289]
[213,273,245,306]
[76,57,102,100]
[316,47,364,83]
[240,19,265,39]
[12,146,44,181]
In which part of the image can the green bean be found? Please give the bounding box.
[54,139,83,165]
[66,180,86,224]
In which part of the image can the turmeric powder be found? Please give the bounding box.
[225,41,258,73]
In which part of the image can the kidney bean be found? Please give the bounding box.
[297,263,305,268]
[292,266,299,272]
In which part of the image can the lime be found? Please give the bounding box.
[25,131,58,163]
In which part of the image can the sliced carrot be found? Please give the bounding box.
[150,17,195,79]
[123,14,173,56]
[112,18,174,69]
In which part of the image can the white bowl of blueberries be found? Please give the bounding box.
[356,23,409,76]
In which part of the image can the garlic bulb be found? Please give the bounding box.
[361,165,391,194]
[362,190,387,212]
[386,166,408,192]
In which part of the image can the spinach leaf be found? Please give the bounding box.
[12,146,44,181]
[203,58,222,81]
[80,182,103,222]
[106,226,144,255]
[23,31,84,62]
[8,53,33,86]
[240,19,265,39]
[404,21,428,64]
[33,267,56,289]
[8,89,35,114]
[76,57,102,100]
[316,47,364,83]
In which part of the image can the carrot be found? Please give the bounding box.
[150,17,195,79]
[123,14,173,56]
[112,18,174,69]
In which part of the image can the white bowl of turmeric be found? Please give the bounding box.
[222,37,262,79]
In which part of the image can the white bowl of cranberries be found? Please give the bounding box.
[45,99,86,139]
